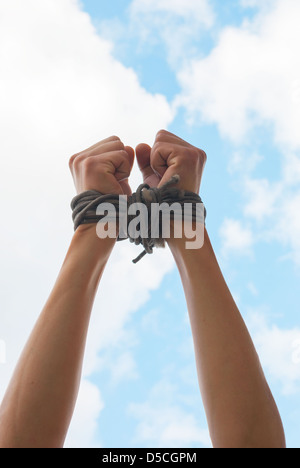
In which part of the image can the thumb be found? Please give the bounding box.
[136,144,151,174]
[124,146,135,170]
[119,146,135,195]
[136,143,160,187]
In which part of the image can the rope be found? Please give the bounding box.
[71,175,206,263]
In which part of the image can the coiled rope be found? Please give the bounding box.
[71,175,206,263]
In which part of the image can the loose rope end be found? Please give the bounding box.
[163,174,180,189]
[132,250,148,264]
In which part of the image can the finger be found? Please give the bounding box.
[150,142,172,179]
[70,137,123,168]
[109,151,134,182]
[119,147,135,195]
[78,136,121,154]
[136,144,151,170]
[136,144,154,178]
[85,150,133,194]
[85,139,124,157]
[155,129,192,148]
[88,144,134,169]
[136,143,162,187]
[124,146,135,172]
[151,142,190,189]
[157,162,183,189]
[119,179,132,196]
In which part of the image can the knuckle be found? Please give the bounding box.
[155,129,168,140]
[72,154,86,170]
[82,157,96,172]
[189,146,198,155]
[119,149,129,157]
[190,147,207,163]
[118,151,132,172]
[110,135,121,142]
[201,149,207,163]
[105,140,124,154]
[117,142,126,151]
[152,141,164,153]
[69,153,78,169]
[111,139,124,149]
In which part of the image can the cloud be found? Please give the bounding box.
[65,379,104,448]
[242,178,281,221]
[109,351,138,385]
[129,0,214,27]
[240,0,279,9]
[127,0,215,67]
[176,0,300,149]
[247,312,300,395]
[169,0,300,266]
[80,243,174,377]
[220,218,254,256]
[128,377,211,448]
[129,402,211,448]
[274,190,300,265]
[97,0,214,73]
[225,151,300,265]
[0,0,175,447]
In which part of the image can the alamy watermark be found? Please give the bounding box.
[95,196,205,249]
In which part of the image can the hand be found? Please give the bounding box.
[69,136,134,196]
[136,130,207,193]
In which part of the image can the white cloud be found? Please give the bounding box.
[176,0,300,149]
[130,0,214,25]
[247,312,300,395]
[282,153,300,187]
[110,351,138,385]
[65,379,104,448]
[240,0,279,9]
[141,308,163,336]
[228,150,263,175]
[81,243,174,377]
[172,0,300,266]
[220,218,254,256]
[128,0,214,67]
[275,191,300,265]
[247,282,259,297]
[0,0,175,447]
[227,151,300,265]
[129,403,211,448]
[128,378,211,448]
[243,177,281,221]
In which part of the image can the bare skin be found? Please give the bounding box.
[0,137,134,448]
[136,130,286,448]
[0,130,285,448]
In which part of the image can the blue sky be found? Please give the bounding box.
[1,0,300,448]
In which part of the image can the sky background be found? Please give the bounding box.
[0,0,300,448]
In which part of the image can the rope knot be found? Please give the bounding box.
[71,175,206,264]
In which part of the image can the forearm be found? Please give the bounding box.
[168,228,285,448]
[0,225,115,448]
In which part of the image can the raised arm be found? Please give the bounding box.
[136,130,285,448]
[0,136,134,448]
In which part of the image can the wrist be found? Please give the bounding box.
[67,224,116,287]
[167,227,214,278]
[166,220,205,252]
[74,223,117,255]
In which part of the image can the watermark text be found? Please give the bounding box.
[95,197,205,249]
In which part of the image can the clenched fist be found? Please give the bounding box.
[135,130,207,194]
[69,136,135,196]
